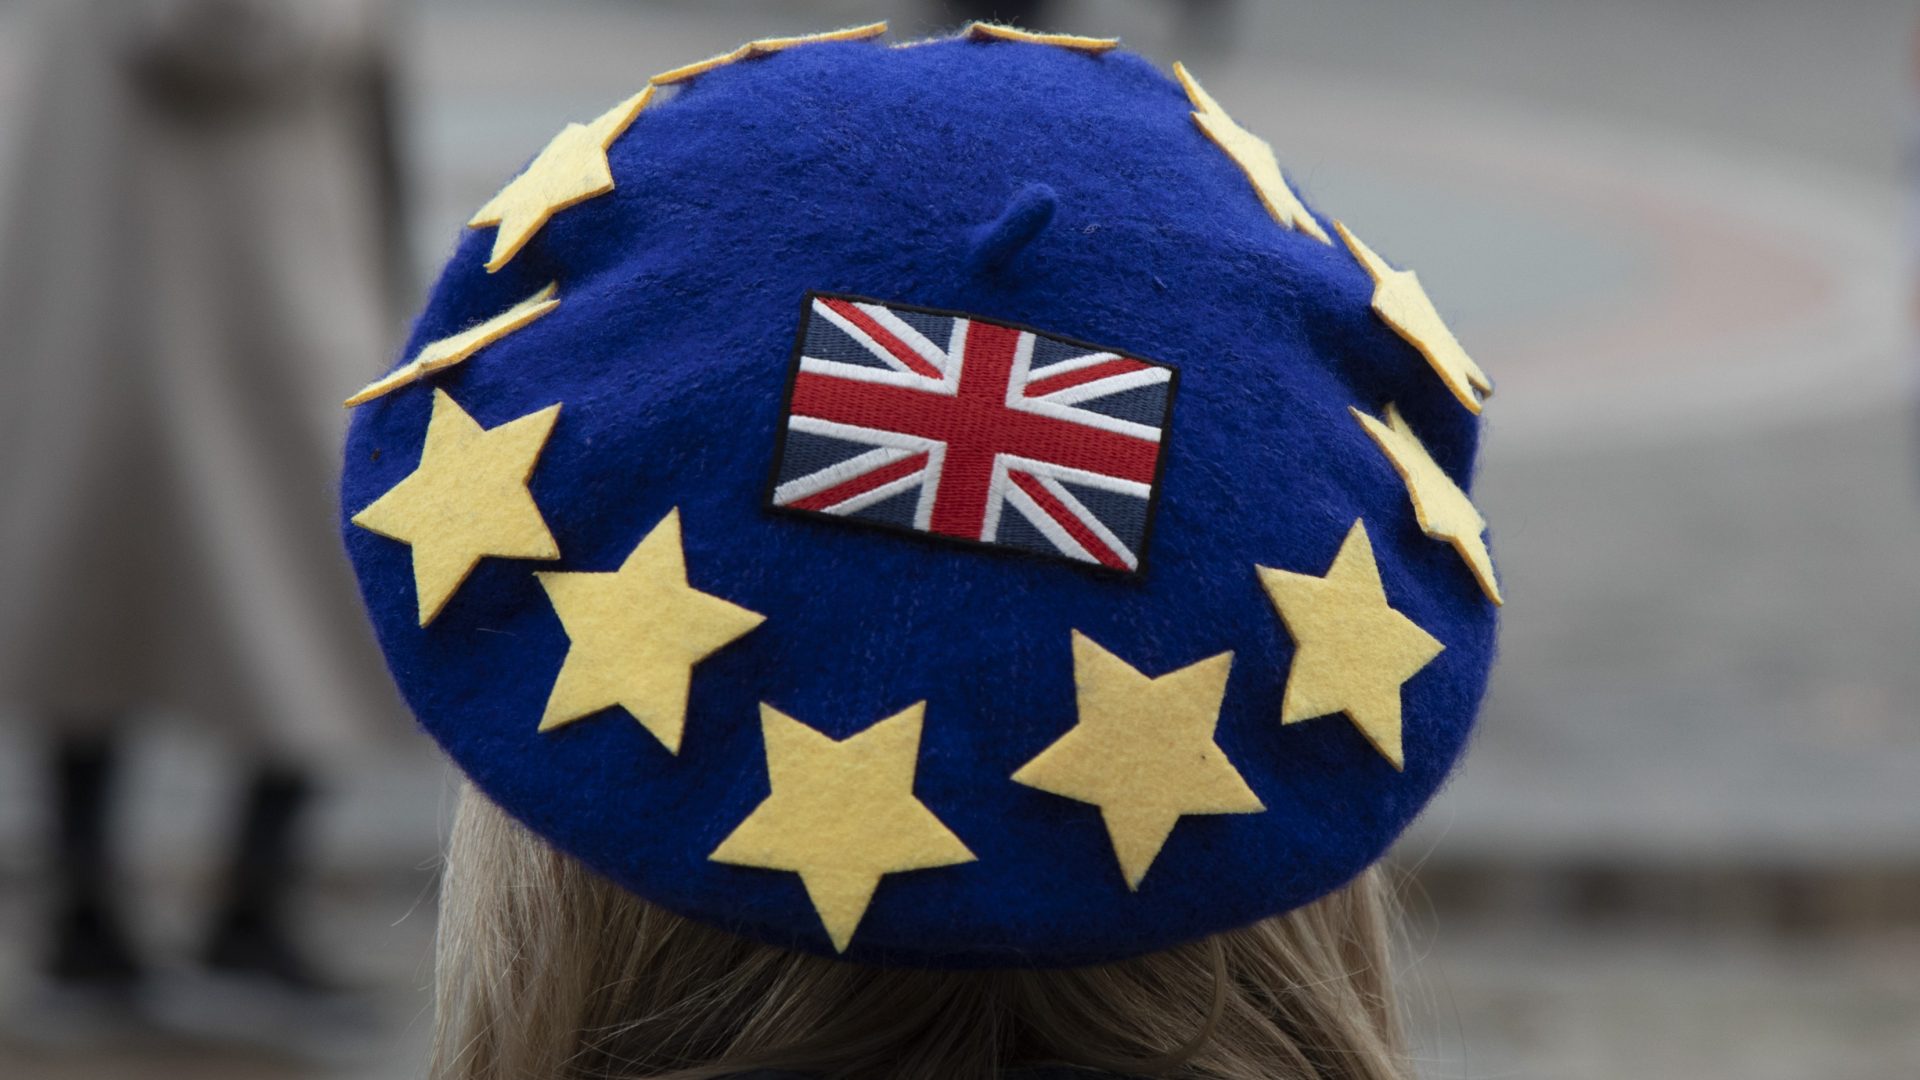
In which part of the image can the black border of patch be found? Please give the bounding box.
[763,291,1179,579]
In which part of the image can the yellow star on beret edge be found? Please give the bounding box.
[1172,62,1330,245]
[962,22,1120,52]
[1257,520,1444,769]
[535,509,765,752]
[343,284,559,407]
[1335,221,1493,414]
[711,702,976,952]
[1012,631,1264,889]
[650,22,890,85]
[351,390,561,626]
[1352,404,1503,606]
[467,88,653,273]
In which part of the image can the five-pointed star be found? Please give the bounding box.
[1351,404,1503,606]
[1012,632,1264,889]
[535,509,764,751]
[962,22,1119,51]
[1172,62,1330,245]
[467,88,653,273]
[650,23,890,85]
[711,702,976,952]
[1257,520,1444,769]
[1336,221,1493,414]
[352,390,561,626]
[344,284,559,407]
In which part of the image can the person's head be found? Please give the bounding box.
[434,788,1407,1080]
[339,21,1499,1080]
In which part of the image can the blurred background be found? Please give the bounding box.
[0,0,1915,1077]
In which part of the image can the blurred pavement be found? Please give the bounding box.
[1,1,1916,1077]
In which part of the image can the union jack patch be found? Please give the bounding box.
[768,294,1177,574]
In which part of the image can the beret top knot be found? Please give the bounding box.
[340,23,1501,967]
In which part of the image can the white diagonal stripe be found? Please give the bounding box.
[812,298,949,383]
[998,454,1153,499]
[816,464,932,516]
[1011,393,1164,442]
[855,302,951,376]
[800,355,954,393]
[1034,365,1172,405]
[1031,471,1137,570]
[1002,480,1097,565]
[787,415,945,453]
[774,445,917,505]
[1025,350,1121,382]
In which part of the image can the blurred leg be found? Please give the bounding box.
[132,759,383,1062]
[203,762,330,988]
[46,729,142,985]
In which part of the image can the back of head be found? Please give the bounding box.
[436,790,1406,1080]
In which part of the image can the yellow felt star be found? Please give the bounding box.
[467,88,652,273]
[711,702,976,952]
[343,284,559,407]
[963,22,1120,52]
[1351,404,1502,606]
[650,23,890,85]
[535,509,764,751]
[1336,221,1493,414]
[352,390,561,626]
[1012,632,1263,889]
[1172,62,1330,245]
[1257,520,1444,769]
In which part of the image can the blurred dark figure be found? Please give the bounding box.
[0,0,408,1055]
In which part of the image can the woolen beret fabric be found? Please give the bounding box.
[340,26,1499,968]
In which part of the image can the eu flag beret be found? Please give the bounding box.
[340,22,1500,967]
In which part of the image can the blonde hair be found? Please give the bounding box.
[434,786,1411,1080]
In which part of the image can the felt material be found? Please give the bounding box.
[468,90,652,273]
[1172,62,1330,245]
[961,23,1120,53]
[1012,632,1262,890]
[350,390,559,626]
[1335,222,1492,415]
[711,703,976,952]
[535,508,765,752]
[1351,405,1502,606]
[343,283,559,407]
[1256,521,1443,770]
[968,183,1059,275]
[651,23,891,85]
[341,30,1500,968]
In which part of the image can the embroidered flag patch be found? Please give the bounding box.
[769,294,1177,573]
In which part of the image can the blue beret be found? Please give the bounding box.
[340,24,1500,967]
